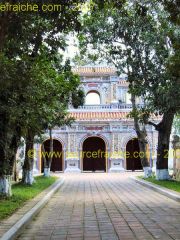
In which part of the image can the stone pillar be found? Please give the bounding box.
[172,135,180,181]
[109,133,125,172]
[110,83,118,104]
[65,134,81,173]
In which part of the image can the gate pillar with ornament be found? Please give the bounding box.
[109,133,125,172]
[65,133,81,173]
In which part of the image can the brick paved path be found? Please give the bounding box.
[17,173,180,240]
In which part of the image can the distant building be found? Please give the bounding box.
[34,67,159,173]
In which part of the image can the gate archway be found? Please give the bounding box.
[126,138,143,171]
[82,137,106,172]
[41,139,63,172]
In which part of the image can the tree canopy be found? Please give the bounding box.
[0,0,85,194]
[78,0,180,179]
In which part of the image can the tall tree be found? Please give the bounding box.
[79,0,180,179]
[21,57,84,183]
[0,0,85,195]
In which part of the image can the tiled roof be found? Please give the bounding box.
[69,112,128,121]
[72,67,117,76]
[69,111,162,122]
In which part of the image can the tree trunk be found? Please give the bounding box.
[41,142,48,176]
[0,124,21,196]
[155,111,175,180]
[0,176,12,197]
[44,167,50,177]
[22,130,35,185]
[49,128,53,168]
[44,128,53,177]
[0,14,9,51]
[138,135,152,177]
[131,94,152,178]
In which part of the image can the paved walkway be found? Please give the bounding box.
[17,173,180,240]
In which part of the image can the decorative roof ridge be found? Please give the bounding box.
[72,66,117,76]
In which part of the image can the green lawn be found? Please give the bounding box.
[0,176,57,221]
[139,176,180,193]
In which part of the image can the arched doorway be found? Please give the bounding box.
[41,139,63,172]
[126,138,143,171]
[82,137,106,172]
[85,91,101,105]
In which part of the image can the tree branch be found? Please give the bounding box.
[148,121,158,129]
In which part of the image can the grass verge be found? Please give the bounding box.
[0,176,57,221]
[138,176,180,193]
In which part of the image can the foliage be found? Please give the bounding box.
[0,0,86,177]
[162,0,180,25]
[72,89,85,109]
[80,1,180,115]
[79,0,180,172]
[0,176,57,220]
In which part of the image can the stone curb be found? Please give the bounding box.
[0,178,65,240]
[130,176,180,202]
